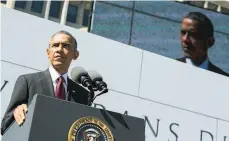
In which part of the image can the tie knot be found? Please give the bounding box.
[58,76,64,82]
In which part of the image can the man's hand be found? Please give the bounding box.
[13,104,28,126]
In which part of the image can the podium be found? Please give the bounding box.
[2,94,145,141]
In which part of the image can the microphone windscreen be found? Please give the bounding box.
[87,70,103,82]
[70,66,88,83]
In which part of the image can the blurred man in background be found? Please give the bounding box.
[177,12,229,77]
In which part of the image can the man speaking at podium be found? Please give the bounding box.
[1,31,89,135]
[177,12,229,77]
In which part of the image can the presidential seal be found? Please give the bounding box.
[68,116,114,141]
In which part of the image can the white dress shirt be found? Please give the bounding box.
[49,66,68,94]
[185,58,209,70]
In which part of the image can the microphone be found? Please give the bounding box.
[70,67,95,106]
[87,70,108,94]
[70,66,93,89]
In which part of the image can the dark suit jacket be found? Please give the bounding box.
[177,57,229,77]
[1,69,89,135]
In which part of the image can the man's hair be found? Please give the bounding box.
[50,30,77,49]
[184,12,214,38]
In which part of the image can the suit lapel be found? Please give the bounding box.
[40,69,55,97]
[208,62,215,71]
[178,57,186,63]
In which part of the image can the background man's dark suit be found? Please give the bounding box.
[1,69,89,134]
[177,58,229,77]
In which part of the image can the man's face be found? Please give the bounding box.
[180,18,208,63]
[47,33,78,72]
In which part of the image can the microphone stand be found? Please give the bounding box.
[86,81,109,106]
[87,85,95,106]
[89,88,108,106]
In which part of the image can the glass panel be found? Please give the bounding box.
[66,4,78,23]
[131,12,229,73]
[83,10,90,26]
[91,2,132,44]
[49,1,61,18]
[208,32,229,73]
[221,7,229,15]
[105,1,133,8]
[187,1,205,8]
[31,1,44,13]
[134,1,229,34]
[207,2,218,11]
[131,12,182,59]
[15,1,26,9]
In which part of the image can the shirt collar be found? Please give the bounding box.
[185,58,209,70]
[49,65,68,84]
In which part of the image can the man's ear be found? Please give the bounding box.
[73,50,79,60]
[46,48,50,58]
[207,37,215,48]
